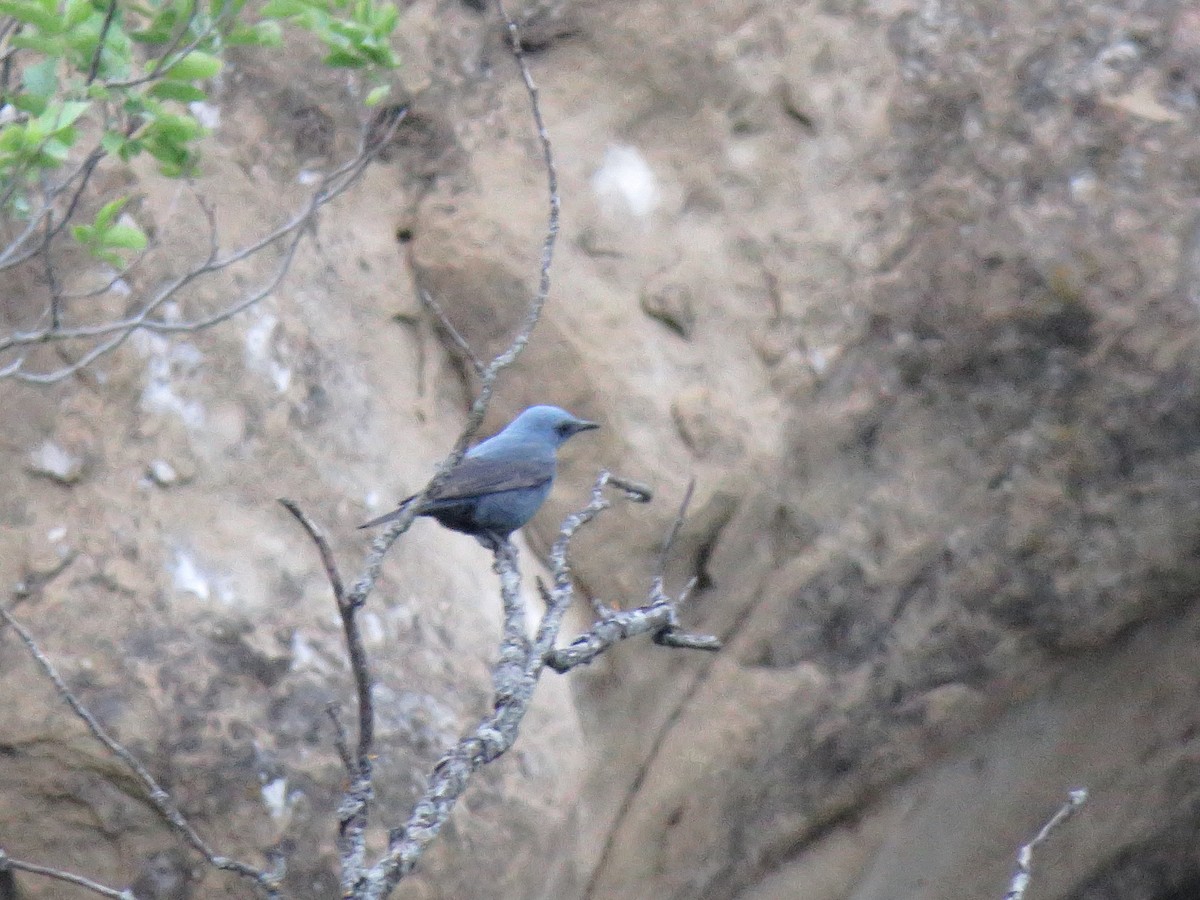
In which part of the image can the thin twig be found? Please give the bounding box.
[654,478,693,580]
[421,0,562,454]
[103,0,207,91]
[0,850,133,900]
[1,109,407,383]
[1002,788,1088,900]
[491,539,529,703]
[0,606,280,896]
[418,287,486,376]
[543,479,720,672]
[278,499,374,896]
[42,211,62,329]
[0,148,105,272]
[344,0,561,605]
[606,474,653,503]
[85,0,119,84]
[326,703,355,778]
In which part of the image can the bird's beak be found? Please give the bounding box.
[571,419,600,435]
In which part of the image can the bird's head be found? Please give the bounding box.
[509,405,600,447]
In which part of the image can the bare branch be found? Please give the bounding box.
[545,602,709,672]
[606,474,653,503]
[278,499,374,895]
[357,473,644,897]
[326,703,355,778]
[1002,788,1089,900]
[418,286,486,377]
[493,0,559,375]
[304,1,709,894]
[423,0,563,457]
[1,109,408,383]
[543,478,720,672]
[491,539,529,702]
[654,477,693,580]
[0,850,133,900]
[345,0,562,604]
[0,605,281,896]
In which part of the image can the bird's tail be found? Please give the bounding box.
[358,497,416,529]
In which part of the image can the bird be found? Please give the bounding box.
[360,405,599,547]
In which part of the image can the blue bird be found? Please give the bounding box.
[360,405,599,547]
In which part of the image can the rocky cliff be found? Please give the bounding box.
[4,0,1200,897]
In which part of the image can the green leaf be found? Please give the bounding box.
[21,57,58,104]
[0,125,28,153]
[9,33,61,54]
[131,18,177,43]
[150,111,202,141]
[324,48,365,67]
[364,83,389,106]
[226,19,282,46]
[0,0,61,32]
[260,0,305,17]
[102,223,147,250]
[100,130,128,155]
[147,81,207,101]
[12,92,47,115]
[39,136,72,165]
[163,50,222,80]
[94,197,127,229]
[71,222,96,243]
[63,0,92,28]
[56,100,90,128]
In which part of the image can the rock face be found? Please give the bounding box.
[5,0,1200,898]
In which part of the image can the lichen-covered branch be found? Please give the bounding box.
[541,476,720,673]
[352,468,719,898]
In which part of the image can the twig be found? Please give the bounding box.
[359,544,531,898]
[654,478,693,579]
[370,468,716,890]
[544,479,720,673]
[606,474,653,503]
[344,0,562,611]
[360,477,623,899]
[416,284,486,377]
[11,549,78,603]
[278,499,374,896]
[436,0,562,449]
[0,850,132,900]
[0,605,280,896]
[326,703,355,778]
[0,148,105,272]
[1,108,407,383]
[104,0,208,92]
[491,540,529,702]
[85,0,119,84]
[337,24,568,868]
[1002,788,1089,900]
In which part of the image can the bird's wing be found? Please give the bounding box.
[425,454,552,503]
